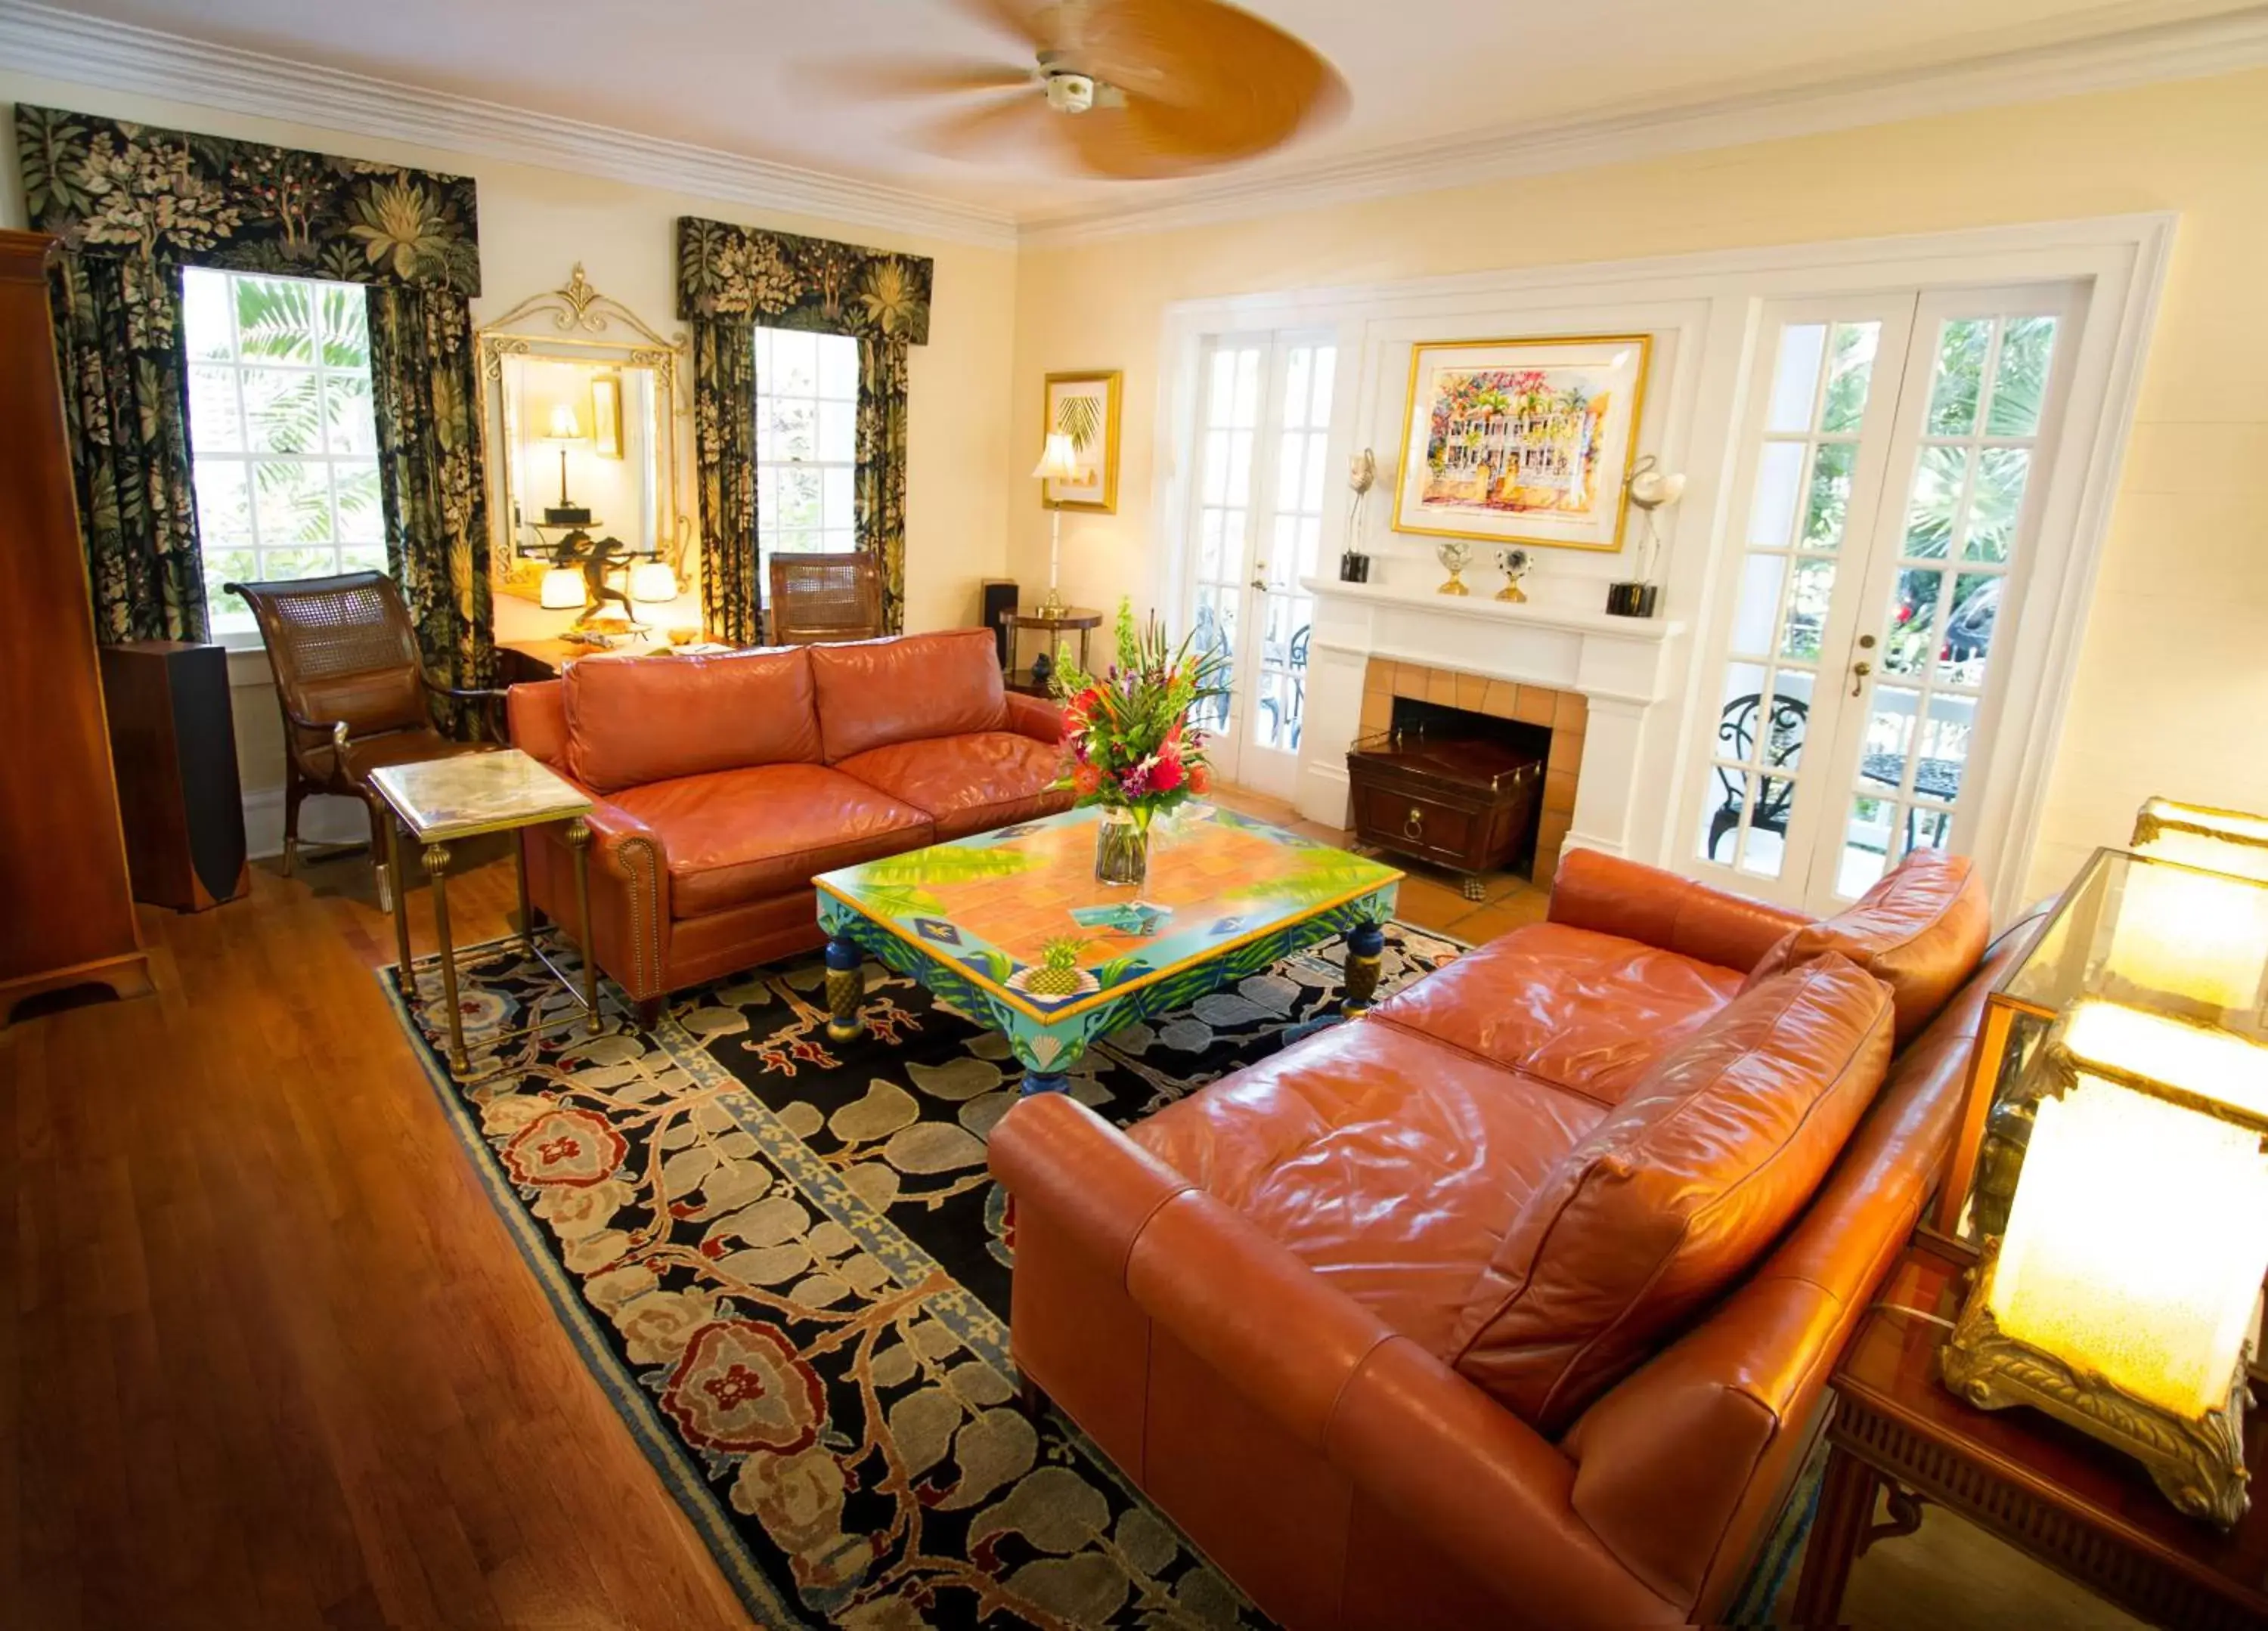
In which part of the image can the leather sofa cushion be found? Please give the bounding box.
[1132,1021,1605,1360]
[1744,849,1988,1045]
[1369,923,1745,1106]
[612,763,932,918]
[565,648,822,793]
[835,732,1070,840]
[1448,953,1895,1434]
[808,629,1009,762]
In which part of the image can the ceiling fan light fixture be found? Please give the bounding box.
[1044,71,1097,113]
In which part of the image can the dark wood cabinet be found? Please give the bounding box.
[0,230,153,1019]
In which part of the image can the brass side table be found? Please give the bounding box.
[998,606,1102,697]
[370,750,603,1075]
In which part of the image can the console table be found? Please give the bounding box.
[1796,1246,2268,1629]
[998,607,1101,697]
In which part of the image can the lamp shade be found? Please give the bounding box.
[547,402,585,441]
[1031,432,1088,484]
[540,566,586,610]
[628,561,679,604]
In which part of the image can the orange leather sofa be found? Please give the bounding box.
[991,847,2007,1629]
[507,629,1069,1023]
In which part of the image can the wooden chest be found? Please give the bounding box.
[1346,734,1545,881]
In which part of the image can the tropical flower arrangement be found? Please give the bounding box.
[1052,601,1229,882]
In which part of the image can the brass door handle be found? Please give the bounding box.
[1250,560,1270,591]
[1850,660,1874,696]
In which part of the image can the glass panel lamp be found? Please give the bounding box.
[1936,809,2268,1527]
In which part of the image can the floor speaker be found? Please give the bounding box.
[99,641,249,912]
[981,579,1019,667]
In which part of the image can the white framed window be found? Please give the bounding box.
[182,268,383,639]
[754,326,859,589]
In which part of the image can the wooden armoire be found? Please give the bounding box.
[0,228,153,1020]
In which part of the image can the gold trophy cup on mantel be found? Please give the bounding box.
[1436,540,1475,596]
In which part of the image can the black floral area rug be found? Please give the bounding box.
[381,922,1461,1629]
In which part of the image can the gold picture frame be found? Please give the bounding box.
[1390,333,1653,553]
[1043,369,1122,513]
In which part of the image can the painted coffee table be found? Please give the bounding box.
[814,804,1404,1094]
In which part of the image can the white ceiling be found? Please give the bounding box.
[25,0,2268,227]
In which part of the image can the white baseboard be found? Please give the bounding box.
[242,788,372,861]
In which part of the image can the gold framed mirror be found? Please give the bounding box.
[476,265,690,616]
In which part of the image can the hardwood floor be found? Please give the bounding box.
[1,790,2093,1627]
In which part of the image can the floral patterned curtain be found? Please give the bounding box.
[677,217,932,638]
[369,286,491,726]
[692,320,762,647]
[13,104,482,672]
[857,335,912,633]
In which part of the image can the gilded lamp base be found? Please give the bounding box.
[1941,1244,2251,1528]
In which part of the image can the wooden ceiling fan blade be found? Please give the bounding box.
[941,0,1055,51]
[915,92,1054,160]
[809,57,1036,98]
[1074,0,1346,161]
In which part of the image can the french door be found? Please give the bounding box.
[1687,282,2083,915]
[1179,330,1339,798]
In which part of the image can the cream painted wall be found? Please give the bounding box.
[0,66,1018,848]
[1008,69,2268,904]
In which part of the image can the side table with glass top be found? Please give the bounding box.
[370,749,603,1075]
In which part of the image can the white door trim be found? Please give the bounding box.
[1150,212,2175,922]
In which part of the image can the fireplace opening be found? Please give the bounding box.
[1347,695,1551,893]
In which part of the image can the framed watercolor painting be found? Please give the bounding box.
[1390,334,1652,552]
[1043,370,1123,512]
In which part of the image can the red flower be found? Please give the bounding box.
[1151,754,1185,794]
[1071,761,1103,796]
[1188,763,1212,796]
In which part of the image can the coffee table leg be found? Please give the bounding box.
[423,841,467,1074]
[1021,1071,1069,1096]
[1343,922,1387,1017]
[825,937,863,1043]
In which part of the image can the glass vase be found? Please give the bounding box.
[1094,806,1150,888]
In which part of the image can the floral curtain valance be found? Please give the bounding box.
[14,104,480,294]
[676,217,931,345]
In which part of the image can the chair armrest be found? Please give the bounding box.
[1548,848,1811,973]
[421,673,510,741]
[1003,691,1065,746]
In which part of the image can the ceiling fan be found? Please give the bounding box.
[829,0,1348,181]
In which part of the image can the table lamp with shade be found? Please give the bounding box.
[1032,432,1090,620]
[1933,800,2268,1528]
[544,401,590,525]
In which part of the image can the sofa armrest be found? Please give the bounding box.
[1549,848,1811,973]
[993,1094,1684,1623]
[1003,691,1065,746]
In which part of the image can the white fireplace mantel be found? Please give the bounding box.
[1294,576,1690,863]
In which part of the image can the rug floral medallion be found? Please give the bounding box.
[383,921,1459,1630]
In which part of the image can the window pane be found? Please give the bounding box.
[819,334,857,400]
[335,461,383,544]
[1198,508,1225,580]
[1942,574,2000,686]
[771,330,818,395]
[1207,348,1240,422]
[1766,323,1824,433]
[1302,432,1328,512]
[318,283,368,370]
[1861,685,1920,788]
[1730,553,1786,657]
[194,460,252,538]
[1283,348,1311,432]
[324,370,376,455]
[1740,778,1794,878]
[234,276,316,364]
[244,369,321,454]
[776,466,822,528]
[1819,323,1879,434]
[1902,446,1967,559]
[1309,348,1337,426]
[1718,661,1770,736]
[769,399,815,462]
[1277,431,1306,522]
[1917,693,1975,804]
[255,462,334,543]
[1225,429,1253,507]
[1926,318,1991,435]
[1885,567,1942,676]
[1703,769,1758,865]
[1762,670,1813,769]
[1985,316,2056,436]
[818,401,854,463]
[1839,797,1893,897]
[181,268,234,362]
[188,367,243,453]
[1780,559,1834,661]
[823,467,855,533]
[203,546,256,614]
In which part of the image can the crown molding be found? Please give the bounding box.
[1017,6,2268,247]
[0,0,1021,249]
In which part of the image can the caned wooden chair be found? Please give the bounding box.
[225,571,505,908]
[767,552,885,645]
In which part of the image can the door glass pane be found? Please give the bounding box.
[1742,777,1796,878]
[1801,442,1855,550]
[1764,671,1814,770]
[1840,796,1894,896]
[1820,323,1880,433]
[1885,567,1942,676]
[1780,560,1835,661]
[1926,318,1991,435]
[1902,446,1966,559]
[1749,442,1805,546]
[1986,317,2057,436]
[1962,448,2030,564]
[1917,692,1975,803]
[1941,573,1999,686]
[1731,556,1786,657]
[1907,805,1955,854]
[1862,686,1921,788]
[1703,769,1759,866]
[1767,324,1826,432]
[1718,661,1771,732]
